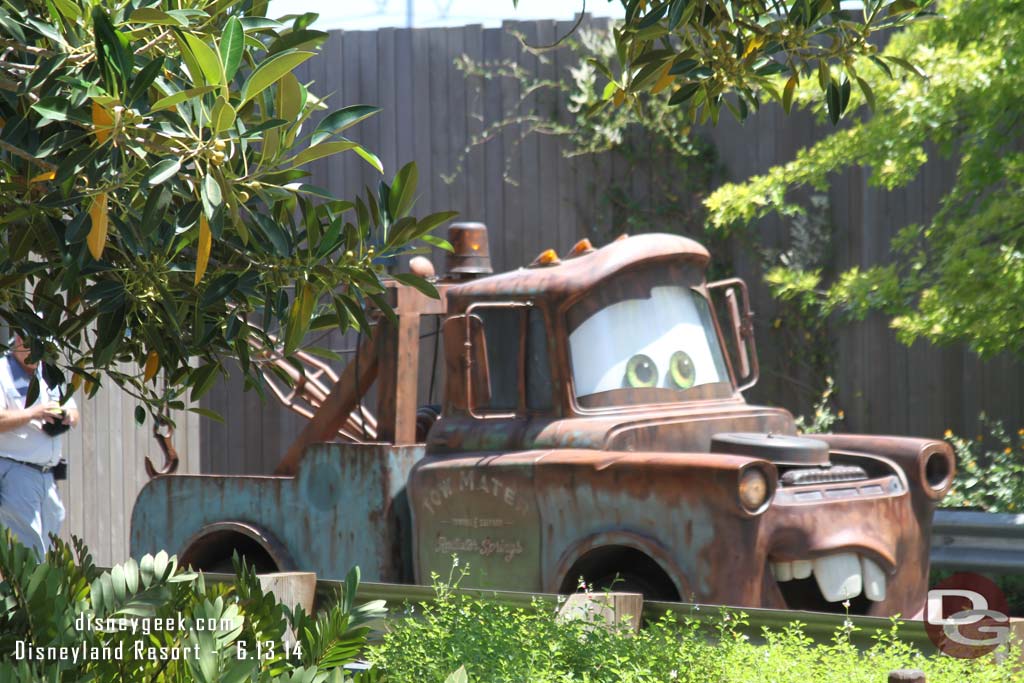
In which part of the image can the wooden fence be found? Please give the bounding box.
[192,19,1024,474]
[55,377,201,567]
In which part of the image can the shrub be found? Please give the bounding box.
[369,564,1014,683]
[942,416,1024,513]
[0,530,383,682]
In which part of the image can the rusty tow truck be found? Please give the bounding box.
[131,226,955,617]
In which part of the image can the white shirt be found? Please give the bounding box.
[0,355,76,466]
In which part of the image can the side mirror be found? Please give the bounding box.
[707,278,759,392]
[441,314,491,412]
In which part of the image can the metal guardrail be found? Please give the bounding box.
[931,509,1024,573]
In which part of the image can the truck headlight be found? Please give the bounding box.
[738,468,770,512]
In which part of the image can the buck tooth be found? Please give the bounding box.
[792,560,812,580]
[812,553,862,602]
[860,556,887,602]
[771,561,794,582]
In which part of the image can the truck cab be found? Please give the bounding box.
[409,232,954,616]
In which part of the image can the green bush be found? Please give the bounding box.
[942,416,1024,513]
[0,530,383,682]
[369,565,1014,683]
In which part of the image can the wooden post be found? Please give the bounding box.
[888,670,926,683]
[556,592,643,633]
[257,572,317,646]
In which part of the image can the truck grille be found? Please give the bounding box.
[780,465,868,487]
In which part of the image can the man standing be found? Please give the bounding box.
[0,335,79,559]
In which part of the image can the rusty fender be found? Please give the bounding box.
[409,449,777,604]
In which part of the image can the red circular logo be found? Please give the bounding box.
[923,572,1010,658]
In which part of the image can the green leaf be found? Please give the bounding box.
[92,8,133,95]
[150,85,218,112]
[142,158,181,187]
[277,71,305,123]
[782,74,797,114]
[284,282,317,354]
[411,211,459,240]
[127,56,165,107]
[188,407,225,423]
[668,82,700,106]
[392,272,438,299]
[220,17,244,81]
[283,183,335,199]
[354,145,383,173]
[311,105,381,145]
[181,32,224,86]
[388,162,418,219]
[825,77,840,125]
[134,405,145,424]
[291,140,358,167]
[210,97,236,135]
[189,363,220,401]
[855,75,875,111]
[202,173,223,219]
[240,51,315,106]
[586,57,616,84]
[267,28,327,56]
[667,0,687,29]
[239,17,284,31]
[420,233,454,252]
[886,55,927,79]
[669,58,699,76]
[129,8,187,26]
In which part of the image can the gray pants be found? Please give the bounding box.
[0,458,65,560]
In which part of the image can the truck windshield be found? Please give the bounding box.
[568,281,732,407]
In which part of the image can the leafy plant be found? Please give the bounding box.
[942,416,1024,512]
[794,375,845,435]
[566,0,930,125]
[369,561,1014,682]
[0,530,383,681]
[0,0,455,421]
[705,0,1024,358]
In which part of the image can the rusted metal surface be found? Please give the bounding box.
[132,231,951,618]
[407,232,953,615]
[275,329,382,476]
[132,443,422,582]
[445,222,493,275]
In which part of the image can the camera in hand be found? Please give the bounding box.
[42,410,70,437]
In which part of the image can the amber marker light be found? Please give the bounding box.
[738,467,770,512]
[567,238,595,257]
[530,248,561,267]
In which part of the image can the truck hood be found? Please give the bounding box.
[426,401,796,455]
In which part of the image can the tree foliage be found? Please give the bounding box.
[706,0,1024,357]
[581,0,930,125]
[0,0,454,418]
[0,530,384,681]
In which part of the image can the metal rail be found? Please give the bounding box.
[931,509,1024,573]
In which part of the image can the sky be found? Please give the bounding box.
[266,0,626,31]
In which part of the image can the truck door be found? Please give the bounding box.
[410,303,550,591]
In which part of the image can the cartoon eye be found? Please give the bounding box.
[668,351,696,389]
[623,354,658,388]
